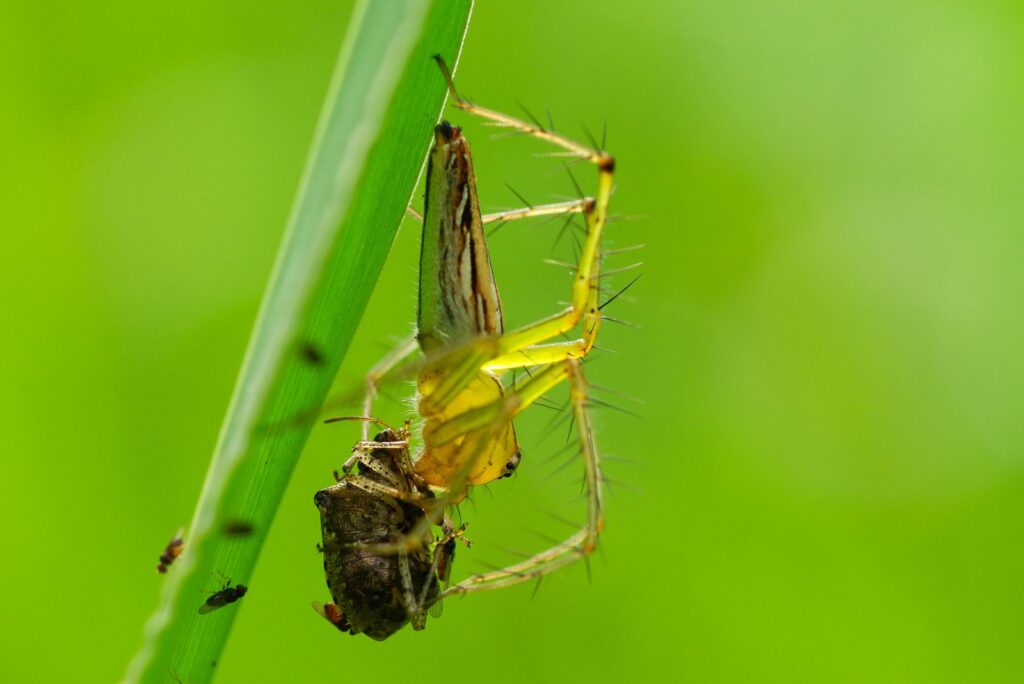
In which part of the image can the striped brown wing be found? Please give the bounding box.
[417,122,503,351]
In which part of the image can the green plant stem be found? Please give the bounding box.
[123,2,473,682]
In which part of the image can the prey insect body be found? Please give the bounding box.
[314,427,460,640]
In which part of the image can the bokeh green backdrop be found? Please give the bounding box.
[3,1,1022,681]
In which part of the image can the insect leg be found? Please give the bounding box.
[397,550,429,630]
[332,435,408,479]
[340,474,432,507]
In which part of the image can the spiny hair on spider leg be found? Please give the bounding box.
[600,453,645,467]
[536,404,574,446]
[532,506,584,530]
[552,213,584,251]
[567,483,597,504]
[588,343,619,355]
[528,575,546,601]
[569,227,584,259]
[599,274,642,311]
[471,557,534,580]
[488,128,534,142]
[600,314,639,328]
[586,396,643,420]
[602,212,636,226]
[486,220,509,239]
[537,440,579,474]
[562,162,587,203]
[526,526,570,549]
[493,208,573,237]
[531,432,583,479]
[589,382,646,405]
[515,100,548,132]
[547,448,583,480]
[602,242,646,257]
[530,397,563,412]
[543,258,578,272]
[505,183,534,209]
[580,121,602,153]
[598,473,641,495]
[593,261,644,281]
[564,411,577,446]
[492,544,540,561]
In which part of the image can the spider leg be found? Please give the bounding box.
[359,336,419,440]
[362,359,602,567]
[481,198,591,225]
[441,359,602,596]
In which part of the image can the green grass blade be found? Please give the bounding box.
[123,1,473,682]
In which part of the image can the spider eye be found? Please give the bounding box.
[503,449,522,477]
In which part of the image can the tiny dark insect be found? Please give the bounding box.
[198,581,248,614]
[223,520,255,536]
[156,529,184,574]
[299,341,326,366]
[314,428,449,640]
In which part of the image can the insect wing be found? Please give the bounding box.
[197,598,220,614]
[418,122,504,352]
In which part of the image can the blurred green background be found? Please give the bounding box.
[3,1,1022,681]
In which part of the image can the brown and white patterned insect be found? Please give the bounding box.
[313,426,459,639]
